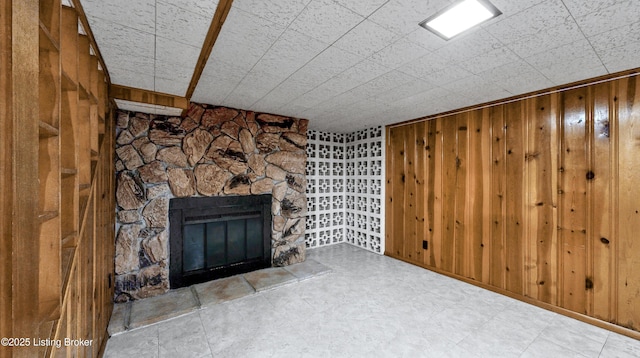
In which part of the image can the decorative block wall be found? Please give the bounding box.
[305,131,345,248]
[306,126,385,254]
[345,127,385,254]
[114,103,308,301]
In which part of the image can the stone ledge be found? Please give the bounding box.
[107,259,332,336]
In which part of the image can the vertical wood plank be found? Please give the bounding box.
[490,105,506,288]
[432,119,444,269]
[526,94,559,304]
[405,123,417,261]
[480,108,493,284]
[12,0,41,354]
[617,76,640,331]
[0,0,13,346]
[467,110,485,281]
[591,81,614,321]
[389,126,406,257]
[504,101,525,295]
[559,88,589,313]
[0,1,13,346]
[454,114,468,277]
[414,121,427,263]
[425,120,437,267]
[441,117,457,272]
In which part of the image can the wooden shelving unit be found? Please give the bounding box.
[1,1,116,356]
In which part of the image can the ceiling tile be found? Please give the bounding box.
[390,86,452,108]
[442,75,486,93]
[562,0,622,18]
[397,52,450,79]
[208,8,286,70]
[333,20,399,58]
[598,41,640,73]
[320,59,390,94]
[163,0,219,17]
[485,0,572,45]
[574,0,640,37]
[232,0,311,27]
[497,70,555,96]
[404,28,448,52]
[252,77,318,109]
[485,0,546,18]
[505,19,585,58]
[425,66,473,86]
[331,0,388,17]
[287,46,363,87]
[250,29,329,81]
[289,0,364,44]
[154,77,189,96]
[103,53,155,77]
[526,40,608,84]
[370,78,436,105]
[368,0,454,35]
[155,37,200,69]
[223,69,285,108]
[88,18,155,60]
[109,68,155,92]
[291,86,339,108]
[350,70,417,99]
[82,0,155,33]
[477,59,542,84]
[588,21,640,56]
[525,39,601,72]
[369,37,430,70]
[191,60,251,105]
[457,47,521,75]
[156,1,211,47]
[434,29,503,64]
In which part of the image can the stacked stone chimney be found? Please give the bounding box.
[114,103,308,301]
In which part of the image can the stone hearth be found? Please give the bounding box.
[114,103,308,302]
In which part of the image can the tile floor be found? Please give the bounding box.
[104,244,640,357]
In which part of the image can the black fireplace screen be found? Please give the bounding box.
[169,195,272,288]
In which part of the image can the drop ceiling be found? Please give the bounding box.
[80,0,640,133]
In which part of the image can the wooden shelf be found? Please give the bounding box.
[78,84,90,100]
[61,231,77,248]
[39,21,60,52]
[61,70,77,92]
[61,167,77,178]
[39,121,59,138]
[61,247,76,295]
[38,211,59,223]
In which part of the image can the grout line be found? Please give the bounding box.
[123,301,132,331]
[559,0,610,74]
[190,285,202,309]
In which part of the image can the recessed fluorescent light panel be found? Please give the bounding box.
[419,0,501,40]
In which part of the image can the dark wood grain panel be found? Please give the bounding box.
[454,114,468,276]
[385,73,640,337]
[559,88,589,313]
[616,76,640,331]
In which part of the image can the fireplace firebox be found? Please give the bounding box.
[169,195,272,288]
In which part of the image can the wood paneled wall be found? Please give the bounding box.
[386,74,640,336]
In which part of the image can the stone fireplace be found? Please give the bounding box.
[114,103,308,302]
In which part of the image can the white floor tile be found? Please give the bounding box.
[104,244,636,358]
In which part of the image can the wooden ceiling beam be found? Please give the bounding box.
[110,84,189,110]
[184,0,234,101]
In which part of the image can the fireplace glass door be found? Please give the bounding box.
[169,194,272,288]
[182,214,263,272]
